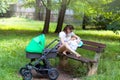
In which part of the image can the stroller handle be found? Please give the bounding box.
[45,39,59,49]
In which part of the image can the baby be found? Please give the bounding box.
[68,36,80,50]
[63,36,81,57]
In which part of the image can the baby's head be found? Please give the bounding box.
[71,36,77,40]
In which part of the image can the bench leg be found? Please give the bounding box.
[58,55,68,68]
[87,53,101,76]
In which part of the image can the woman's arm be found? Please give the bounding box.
[74,34,81,40]
[71,32,81,40]
[59,31,66,44]
[60,37,65,44]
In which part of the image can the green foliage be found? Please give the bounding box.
[107,19,120,32]
[23,0,36,8]
[69,0,112,18]
[67,0,115,28]
[106,0,120,13]
[102,0,120,31]
[0,0,9,15]
[90,0,120,31]
[68,0,120,31]
[0,0,17,16]
[23,0,61,10]
[89,15,112,29]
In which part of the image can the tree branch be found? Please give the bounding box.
[67,0,71,5]
[41,0,47,8]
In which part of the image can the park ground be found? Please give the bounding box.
[0,17,120,80]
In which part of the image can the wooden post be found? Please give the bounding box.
[58,55,68,68]
[87,53,101,76]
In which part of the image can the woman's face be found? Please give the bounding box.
[67,28,72,33]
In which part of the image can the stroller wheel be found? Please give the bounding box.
[19,67,32,80]
[48,68,59,80]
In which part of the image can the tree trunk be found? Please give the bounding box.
[42,8,51,33]
[54,0,68,33]
[42,0,51,34]
[82,14,86,30]
[35,0,41,20]
[39,7,44,21]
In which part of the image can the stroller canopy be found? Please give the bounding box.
[25,34,45,54]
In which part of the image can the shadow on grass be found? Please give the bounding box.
[0,29,42,42]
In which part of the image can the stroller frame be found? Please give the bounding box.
[19,39,60,80]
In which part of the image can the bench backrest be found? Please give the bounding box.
[81,40,106,53]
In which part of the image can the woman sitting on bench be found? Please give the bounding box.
[58,25,81,57]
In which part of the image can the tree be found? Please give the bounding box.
[68,0,113,30]
[41,0,51,34]
[82,14,88,30]
[22,0,51,33]
[34,0,41,20]
[22,0,42,20]
[0,0,17,16]
[33,0,44,20]
[0,0,9,16]
[105,0,120,31]
[54,0,71,33]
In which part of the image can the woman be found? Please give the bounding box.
[58,25,81,57]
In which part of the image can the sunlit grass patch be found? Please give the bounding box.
[0,17,58,31]
[0,17,43,31]
[75,30,120,41]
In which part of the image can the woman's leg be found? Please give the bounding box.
[64,43,81,57]
[58,44,67,53]
[58,43,81,57]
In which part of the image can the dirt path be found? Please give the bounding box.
[32,68,80,80]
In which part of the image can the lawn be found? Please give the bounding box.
[0,17,120,80]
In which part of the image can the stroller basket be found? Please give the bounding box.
[26,48,58,59]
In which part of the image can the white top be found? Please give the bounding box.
[59,31,75,42]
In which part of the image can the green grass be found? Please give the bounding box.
[0,17,120,80]
[0,17,58,32]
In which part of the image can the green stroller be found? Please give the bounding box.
[19,34,59,80]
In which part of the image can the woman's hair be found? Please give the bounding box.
[63,25,74,32]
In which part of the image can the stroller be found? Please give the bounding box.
[19,34,59,80]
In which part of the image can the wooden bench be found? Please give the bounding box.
[58,39,106,76]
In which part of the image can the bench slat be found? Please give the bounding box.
[63,54,97,63]
[80,45,104,53]
[82,40,106,48]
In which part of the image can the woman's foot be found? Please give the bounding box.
[76,54,81,58]
[63,51,67,55]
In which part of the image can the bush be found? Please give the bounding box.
[107,19,120,32]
